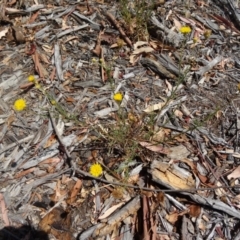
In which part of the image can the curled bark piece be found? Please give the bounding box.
[54,42,64,82]
[157,53,182,77]
[56,24,89,39]
[196,55,222,77]
[72,11,100,28]
[151,14,184,47]
[140,56,177,79]
[183,192,240,219]
[212,0,240,30]
[92,196,141,237]
[11,26,26,44]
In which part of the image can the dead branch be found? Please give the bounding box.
[105,11,132,48]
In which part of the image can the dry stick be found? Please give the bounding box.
[0,135,34,155]
[32,50,44,78]
[92,30,106,82]
[86,0,91,12]
[48,111,73,169]
[142,195,150,240]
[208,143,235,195]
[105,12,132,48]
[72,161,240,193]
[100,46,105,82]
[92,30,103,56]
[0,193,9,226]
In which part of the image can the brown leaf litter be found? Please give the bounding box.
[0,0,240,239]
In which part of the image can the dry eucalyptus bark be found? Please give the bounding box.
[140,56,177,79]
[150,14,184,47]
[212,0,240,30]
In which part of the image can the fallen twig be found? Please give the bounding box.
[105,11,132,48]
[72,161,240,193]
[48,111,72,168]
[92,30,103,57]
[0,193,9,226]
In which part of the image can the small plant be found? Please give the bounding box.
[119,0,154,40]
[102,110,151,179]
[92,58,115,89]
[28,75,78,121]
[108,124,139,178]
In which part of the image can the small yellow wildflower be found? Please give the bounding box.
[128,112,138,122]
[91,58,97,63]
[89,163,103,177]
[35,82,41,89]
[180,26,191,35]
[116,38,125,48]
[113,92,123,102]
[51,100,56,105]
[193,37,199,43]
[14,99,26,111]
[204,29,212,39]
[28,75,35,82]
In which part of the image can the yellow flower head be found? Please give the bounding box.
[51,100,56,105]
[28,75,35,82]
[89,163,103,177]
[14,99,26,111]
[35,82,41,89]
[204,29,212,39]
[193,37,199,43]
[180,26,191,35]
[117,38,125,48]
[113,92,123,102]
[91,58,97,63]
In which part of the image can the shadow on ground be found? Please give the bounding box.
[0,225,49,240]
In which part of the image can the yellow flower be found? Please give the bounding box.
[204,29,212,39]
[193,37,199,43]
[89,163,103,177]
[128,112,138,122]
[180,26,191,34]
[113,92,123,102]
[91,58,97,63]
[14,99,26,111]
[117,38,125,48]
[28,75,35,82]
[35,82,41,89]
[51,100,56,105]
